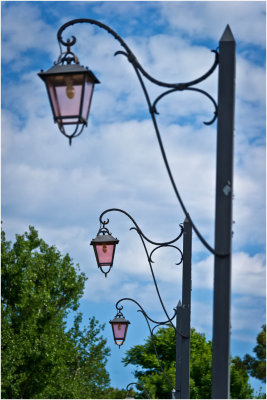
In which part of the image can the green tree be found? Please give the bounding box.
[243,325,266,383]
[103,387,129,398]
[122,326,256,399]
[1,226,111,399]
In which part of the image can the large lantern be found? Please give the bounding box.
[90,225,119,277]
[38,41,99,145]
[110,308,130,348]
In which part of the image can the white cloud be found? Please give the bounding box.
[232,252,266,297]
[233,143,266,249]
[236,56,266,106]
[191,251,266,297]
[1,2,56,67]
[160,2,266,48]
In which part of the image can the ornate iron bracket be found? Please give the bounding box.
[56,19,227,257]
[57,19,218,124]
[115,48,218,124]
[115,298,177,391]
[99,208,184,332]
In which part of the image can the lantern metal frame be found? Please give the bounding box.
[109,307,130,348]
[90,221,119,277]
[38,38,99,145]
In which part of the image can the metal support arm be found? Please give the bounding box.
[56,19,224,257]
[99,208,184,331]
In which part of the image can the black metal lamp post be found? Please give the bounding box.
[39,19,235,399]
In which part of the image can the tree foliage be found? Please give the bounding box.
[104,387,129,398]
[243,324,266,383]
[122,326,257,399]
[1,226,111,399]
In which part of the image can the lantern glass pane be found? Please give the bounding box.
[46,74,84,124]
[112,322,127,340]
[82,78,94,120]
[96,243,114,265]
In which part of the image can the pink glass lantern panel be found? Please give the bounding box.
[46,74,84,124]
[112,322,128,340]
[96,243,115,266]
[81,78,94,121]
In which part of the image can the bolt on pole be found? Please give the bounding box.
[212,25,236,399]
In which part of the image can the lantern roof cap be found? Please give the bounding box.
[38,63,100,83]
[109,316,130,324]
[110,307,130,324]
[90,232,119,245]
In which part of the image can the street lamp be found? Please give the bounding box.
[40,18,235,399]
[38,39,99,145]
[109,307,130,348]
[90,221,119,277]
[92,208,190,399]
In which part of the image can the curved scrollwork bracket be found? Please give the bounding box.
[152,86,218,126]
[100,209,184,247]
[99,208,184,329]
[114,48,218,126]
[56,19,227,257]
[126,382,150,399]
[148,244,183,265]
[56,20,226,257]
[116,298,176,326]
[57,19,218,125]
[115,298,176,391]
[114,48,219,90]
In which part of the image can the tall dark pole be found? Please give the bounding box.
[212,25,236,399]
[175,217,192,399]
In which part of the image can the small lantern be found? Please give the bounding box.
[38,41,99,145]
[110,308,130,348]
[90,225,119,277]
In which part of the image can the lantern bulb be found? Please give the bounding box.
[66,83,75,99]
[118,324,121,331]
[102,244,107,253]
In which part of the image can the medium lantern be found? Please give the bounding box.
[38,44,99,145]
[110,309,130,348]
[90,226,119,277]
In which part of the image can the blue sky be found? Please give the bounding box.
[1,0,266,395]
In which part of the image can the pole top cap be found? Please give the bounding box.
[220,25,235,43]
